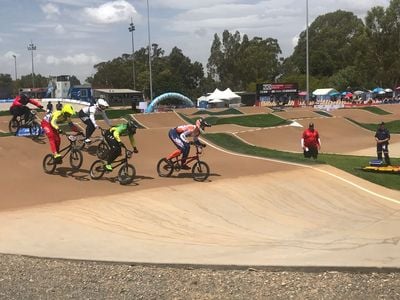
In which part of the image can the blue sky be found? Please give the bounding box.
[0,0,390,83]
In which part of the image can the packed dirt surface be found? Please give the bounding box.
[0,105,400,269]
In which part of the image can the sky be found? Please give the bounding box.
[0,0,390,83]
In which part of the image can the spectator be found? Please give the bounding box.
[46,101,53,113]
[301,122,321,160]
[56,101,63,111]
[375,122,391,165]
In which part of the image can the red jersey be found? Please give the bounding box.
[302,128,320,148]
[11,95,41,108]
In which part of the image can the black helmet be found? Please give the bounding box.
[19,93,30,105]
[196,118,211,130]
[127,120,137,134]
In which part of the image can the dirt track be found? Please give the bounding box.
[0,106,400,268]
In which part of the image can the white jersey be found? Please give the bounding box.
[79,105,111,127]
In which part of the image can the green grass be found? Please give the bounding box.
[205,133,400,191]
[347,118,400,134]
[192,108,243,115]
[0,110,11,117]
[314,110,332,117]
[178,112,287,127]
[0,132,13,137]
[360,106,391,115]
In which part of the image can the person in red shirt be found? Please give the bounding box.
[301,122,321,159]
[9,93,43,122]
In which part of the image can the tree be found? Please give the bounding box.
[0,73,13,98]
[290,10,365,78]
[69,75,81,86]
[362,0,400,88]
[207,30,282,91]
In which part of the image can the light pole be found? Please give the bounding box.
[12,55,17,80]
[146,0,153,101]
[305,0,309,105]
[128,17,136,90]
[27,40,36,88]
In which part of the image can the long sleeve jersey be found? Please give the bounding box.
[109,124,136,148]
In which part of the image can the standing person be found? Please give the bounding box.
[56,101,63,111]
[301,122,321,159]
[167,118,211,169]
[41,104,81,162]
[9,93,43,122]
[78,98,112,143]
[46,101,53,113]
[103,120,139,171]
[375,122,391,165]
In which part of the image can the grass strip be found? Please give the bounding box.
[205,132,400,191]
[192,108,243,116]
[347,118,400,133]
[360,106,391,115]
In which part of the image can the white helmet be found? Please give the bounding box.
[96,98,109,110]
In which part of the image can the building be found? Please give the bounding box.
[93,89,143,107]
[68,85,93,104]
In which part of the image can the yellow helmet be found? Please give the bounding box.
[62,104,75,116]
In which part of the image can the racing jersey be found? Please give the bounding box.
[109,124,136,148]
[302,128,320,148]
[11,95,41,108]
[175,124,200,143]
[79,105,111,127]
[43,110,75,130]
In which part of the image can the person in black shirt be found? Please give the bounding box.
[375,122,391,165]
[56,101,63,111]
[46,101,53,113]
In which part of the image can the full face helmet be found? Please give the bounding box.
[96,98,109,110]
[127,120,138,134]
[195,118,211,131]
[19,93,30,105]
[61,104,75,117]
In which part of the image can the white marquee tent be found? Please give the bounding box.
[197,88,242,108]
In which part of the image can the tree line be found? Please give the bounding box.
[1,0,400,100]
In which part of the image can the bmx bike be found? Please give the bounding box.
[74,127,110,159]
[89,145,136,185]
[9,110,42,138]
[156,142,210,182]
[42,133,84,174]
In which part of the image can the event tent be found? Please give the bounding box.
[197,88,242,108]
[312,88,339,101]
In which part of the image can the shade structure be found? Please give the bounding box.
[372,87,384,93]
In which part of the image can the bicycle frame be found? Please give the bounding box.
[59,134,81,158]
[170,145,203,168]
[108,147,132,170]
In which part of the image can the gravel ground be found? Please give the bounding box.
[1,254,400,299]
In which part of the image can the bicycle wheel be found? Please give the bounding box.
[118,163,136,185]
[89,160,105,180]
[8,119,20,134]
[157,158,174,177]
[191,161,210,182]
[30,121,42,138]
[43,154,57,174]
[96,141,109,160]
[69,148,83,170]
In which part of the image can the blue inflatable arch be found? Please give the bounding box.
[145,92,194,113]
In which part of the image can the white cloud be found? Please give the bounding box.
[46,53,100,65]
[84,0,137,24]
[41,3,61,19]
[55,24,66,34]
[150,0,243,10]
